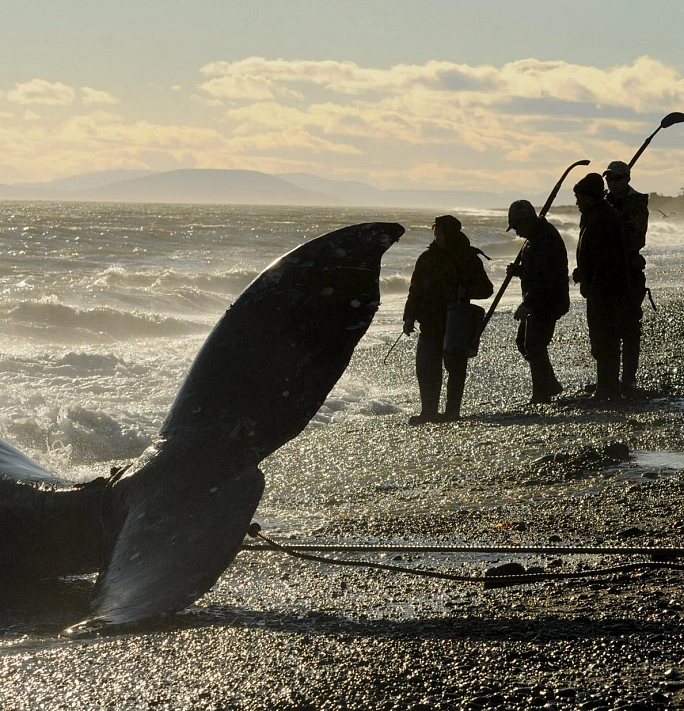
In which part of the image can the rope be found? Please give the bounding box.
[244,523,684,589]
[243,541,684,557]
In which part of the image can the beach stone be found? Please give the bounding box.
[616,527,646,538]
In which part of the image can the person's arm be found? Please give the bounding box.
[626,198,649,252]
[521,239,561,311]
[402,255,426,330]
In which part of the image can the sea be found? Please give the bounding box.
[0,199,682,489]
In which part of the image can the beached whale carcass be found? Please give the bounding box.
[0,221,403,634]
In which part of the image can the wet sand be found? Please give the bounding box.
[2,285,684,710]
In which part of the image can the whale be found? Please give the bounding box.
[0,221,403,634]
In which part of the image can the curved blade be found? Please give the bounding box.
[661,111,684,128]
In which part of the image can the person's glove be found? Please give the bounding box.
[572,267,580,284]
[514,304,531,321]
[506,263,522,278]
[403,319,415,335]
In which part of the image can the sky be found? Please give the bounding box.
[1,0,683,196]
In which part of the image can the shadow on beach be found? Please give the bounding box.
[2,568,683,647]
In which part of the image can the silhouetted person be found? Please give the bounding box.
[603,160,649,392]
[572,173,629,401]
[506,200,569,403]
[403,215,493,424]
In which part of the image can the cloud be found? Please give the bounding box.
[198,55,684,112]
[0,110,235,181]
[81,87,119,105]
[201,74,276,101]
[1,56,683,194]
[3,80,118,108]
[6,79,75,106]
[191,55,684,192]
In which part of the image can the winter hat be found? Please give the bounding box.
[433,215,462,234]
[573,173,605,199]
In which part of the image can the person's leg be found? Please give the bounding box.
[621,317,641,388]
[595,354,621,399]
[520,314,562,403]
[411,334,443,423]
[443,353,468,420]
[620,270,646,390]
[588,298,621,400]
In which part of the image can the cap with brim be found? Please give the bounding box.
[603,160,630,179]
[506,199,537,232]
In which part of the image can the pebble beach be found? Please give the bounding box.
[2,259,684,709]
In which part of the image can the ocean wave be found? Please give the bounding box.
[0,403,154,470]
[3,302,210,342]
[88,265,259,295]
[379,273,410,295]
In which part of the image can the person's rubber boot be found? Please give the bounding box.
[409,382,441,425]
[543,357,563,397]
[442,358,466,421]
[529,357,553,404]
[408,413,440,425]
[593,357,621,401]
[441,392,463,422]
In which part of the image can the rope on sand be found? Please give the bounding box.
[244,523,684,589]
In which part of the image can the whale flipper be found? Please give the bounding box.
[0,437,64,485]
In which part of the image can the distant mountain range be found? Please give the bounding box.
[0,167,617,210]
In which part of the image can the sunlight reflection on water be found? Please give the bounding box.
[632,450,684,471]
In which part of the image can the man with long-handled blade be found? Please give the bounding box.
[479,159,590,336]
[601,159,649,394]
[574,112,683,399]
[505,199,570,404]
[601,112,684,393]
[573,171,629,401]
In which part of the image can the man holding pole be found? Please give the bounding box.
[506,200,569,404]
[573,173,630,402]
[603,160,649,393]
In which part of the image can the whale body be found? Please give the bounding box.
[0,221,403,634]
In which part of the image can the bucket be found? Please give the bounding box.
[443,303,485,358]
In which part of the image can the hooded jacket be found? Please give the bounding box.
[403,231,493,339]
